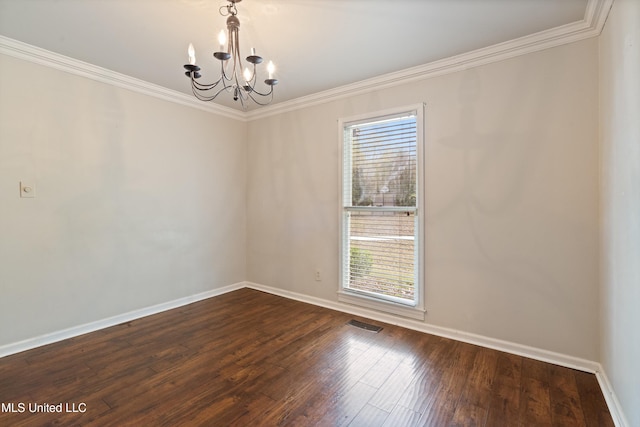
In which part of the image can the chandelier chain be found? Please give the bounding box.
[219,2,238,17]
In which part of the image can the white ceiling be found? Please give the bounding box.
[0,0,589,111]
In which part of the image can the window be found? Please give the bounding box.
[339,105,425,319]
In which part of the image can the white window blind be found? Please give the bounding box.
[341,110,421,307]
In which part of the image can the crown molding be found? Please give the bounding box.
[246,0,614,121]
[585,0,615,32]
[0,35,246,122]
[0,0,613,123]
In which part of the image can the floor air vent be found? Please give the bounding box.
[347,319,383,333]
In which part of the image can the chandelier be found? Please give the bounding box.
[183,0,278,108]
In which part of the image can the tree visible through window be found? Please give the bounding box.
[340,107,423,309]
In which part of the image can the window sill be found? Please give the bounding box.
[337,290,426,321]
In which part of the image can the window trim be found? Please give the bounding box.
[337,104,426,320]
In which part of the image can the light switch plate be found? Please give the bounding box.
[20,182,35,198]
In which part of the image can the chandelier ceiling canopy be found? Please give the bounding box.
[183,0,278,109]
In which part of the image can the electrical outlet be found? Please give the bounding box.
[315,269,321,281]
[20,182,35,198]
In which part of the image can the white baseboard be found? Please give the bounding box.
[595,369,630,427]
[0,280,600,372]
[245,281,630,426]
[244,282,599,372]
[0,280,628,426]
[0,282,244,358]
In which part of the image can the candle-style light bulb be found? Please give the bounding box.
[243,67,252,83]
[267,61,275,79]
[251,47,256,56]
[188,43,196,65]
[218,30,227,52]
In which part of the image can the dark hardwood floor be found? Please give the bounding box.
[0,288,613,426]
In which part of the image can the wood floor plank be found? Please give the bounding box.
[485,381,521,426]
[548,364,588,426]
[450,346,499,425]
[485,353,522,426]
[519,358,553,426]
[349,404,390,427]
[574,370,616,427]
[382,404,422,426]
[368,361,419,412]
[359,350,403,389]
[395,336,454,414]
[0,289,614,426]
[312,380,379,426]
[450,403,488,427]
[418,342,479,426]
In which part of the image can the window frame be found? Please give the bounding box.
[337,104,426,320]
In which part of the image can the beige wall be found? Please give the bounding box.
[3,7,637,420]
[0,27,607,371]
[247,38,600,360]
[2,15,634,418]
[0,54,247,347]
[600,0,640,425]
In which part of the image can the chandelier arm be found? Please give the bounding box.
[192,82,223,92]
[219,59,234,83]
[231,27,242,80]
[211,84,235,100]
[219,47,235,82]
[192,83,233,102]
[235,82,251,100]
[246,84,274,98]
[246,90,274,106]
[192,85,219,102]
[217,58,238,87]
[238,90,247,109]
[247,63,258,87]
[191,75,225,90]
[228,85,248,108]
[220,61,233,82]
